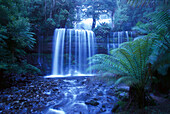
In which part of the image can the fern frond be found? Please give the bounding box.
[115,76,139,86]
[147,10,169,34]
[127,0,168,7]
[88,38,154,87]
[88,54,128,75]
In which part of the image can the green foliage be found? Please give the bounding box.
[104,0,117,12]
[8,17,35,49]
[83,0,111,29]
[117,101,126,107]
[3,61,41,75]
[133,7,170,75]
[26,0,79,36]
[127,0,169,7]
[0,0,40,75]
[83,0,105,17]
[93,23,111,39]
[125,0,169,30]
[113,0,129,31]
[89,38,154,87]
[55,9,70,27]
[88,38,155,108]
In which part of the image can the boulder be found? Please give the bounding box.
[85,99,99,106]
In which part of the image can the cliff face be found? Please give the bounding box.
[27,36,53,75]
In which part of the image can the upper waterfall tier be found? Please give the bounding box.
[74,18,111,30]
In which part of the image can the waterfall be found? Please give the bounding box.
[68,30,72,74]
[48,28,96,77]
[118,32,121,47]
[110,31,133,49]
[126,31,129,42]
[131,31,133,40]
[107,35,110,54]
[112,32,116,49]
[52,29,66,75]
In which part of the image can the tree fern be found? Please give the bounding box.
[89,38,153,87]
[88,38,154,108]
[133,7,170,75]
[115,76,139,86]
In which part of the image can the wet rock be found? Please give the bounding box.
[110,96,118,101]
[98,91,104,96]
[46,101,56,106]
[65,103,88,114]
[88,106,101,114]
[53,97,70,107]
[85,99,99,106]
[76,92,91,101]
[43,91,51,96]
[0,76,122,113]
[117,86,129,92]
[51,82,59,87]
[118,92,128,101]
[100,104,106,112]
[0,103,4,110]
[46,96,56,101]
[29,85,34,88]
[106,90,115,96]
[52,87,59,91]
[55,93,65,100]
[109,85,115,89]
[79,79,86,85]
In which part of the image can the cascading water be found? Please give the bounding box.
[107,31,134,54]
[52,29,66,75]
[114,31,133,48]
[74,17,111,30]
[46,28,96,77]
[125,31,129,42]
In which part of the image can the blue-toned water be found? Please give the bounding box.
[46,29,96,78]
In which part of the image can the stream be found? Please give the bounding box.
[0,76,121,114]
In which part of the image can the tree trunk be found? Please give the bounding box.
[12,51,15,63]
[129,85,145,108]
[92,17,96,30]
[50,0,53,18]
[44,0,47,21]
[111,10,115,29]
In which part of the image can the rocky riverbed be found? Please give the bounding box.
[0,76,128,114]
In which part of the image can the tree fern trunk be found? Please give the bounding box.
[129,85,145,108]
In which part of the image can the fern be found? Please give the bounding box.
[115,76,139,86]
[89,38,153,87]
[127,0,169,7]
[133,7,170,75]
